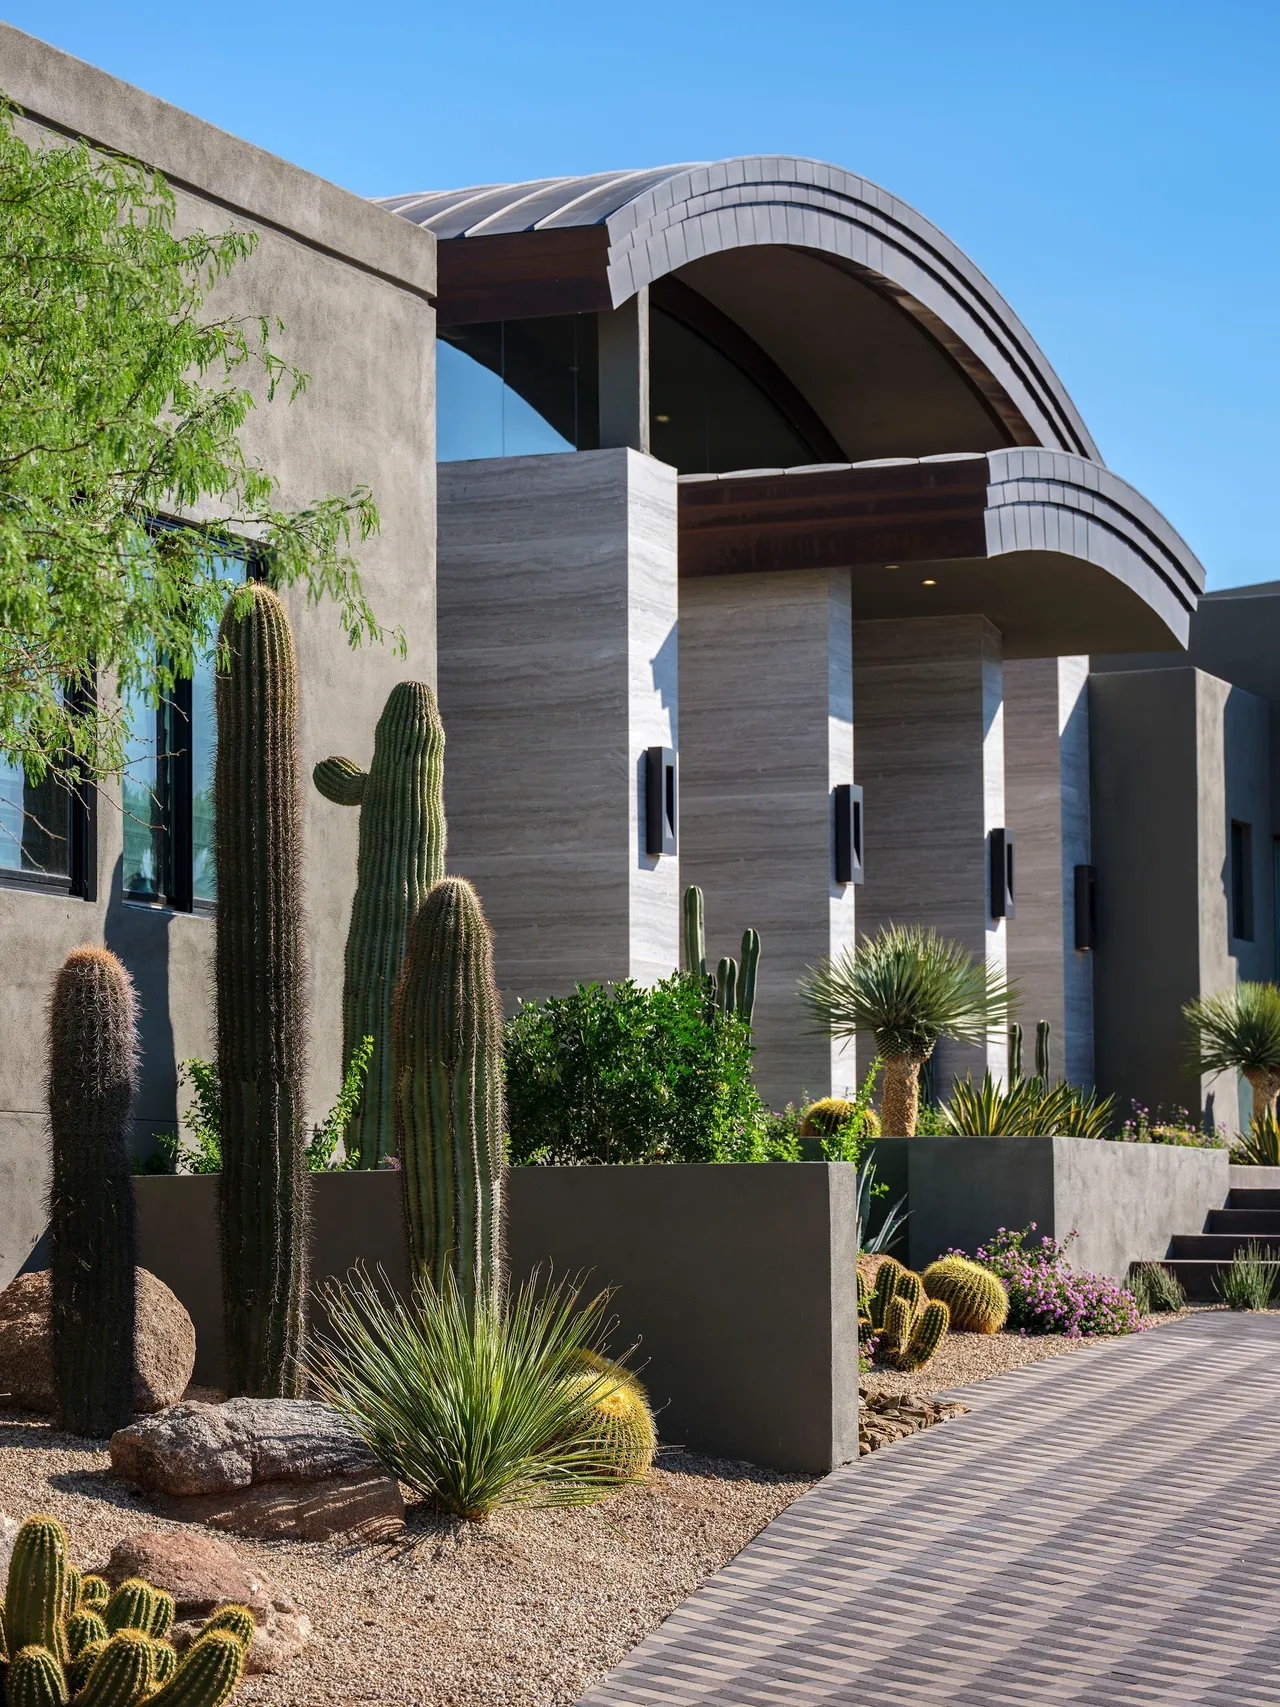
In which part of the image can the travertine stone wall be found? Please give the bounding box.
[1004,657,1094,1088]
[438,449,679,1006]
[679,571,856,1111]
[852,615,1007,1098]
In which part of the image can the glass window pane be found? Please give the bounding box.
[438,318,598,462]
[0,755,69,877]
[122,687,164,899]
[191,650,216,904]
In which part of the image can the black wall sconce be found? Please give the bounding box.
[833,783,864,885]
[645,746,677,856]
[1074,863,1098,950]
[989,827,1015,919]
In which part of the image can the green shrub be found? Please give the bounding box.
[505,975,767,1165]
[309,1267,649,1519]
[1215,1242,1279,1310]
[1127,1261,1186,1314]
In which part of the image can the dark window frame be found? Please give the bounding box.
[1231,819,1254,943]
[0,676,97,902]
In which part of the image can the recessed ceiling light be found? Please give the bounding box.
[655,414,670,423]
[885,562,899,570]
[922,578,937,586]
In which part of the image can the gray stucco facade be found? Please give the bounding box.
[0,25,437,1282]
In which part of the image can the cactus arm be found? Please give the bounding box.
[716,958,738,1015]
[1008,1022,1023,1082]
[139,1629,244,1707]
[313,756,368,806]
[74,1629,157,1707]
[899,1299,950,1371]
[737,929,760,1025]
[5,1645,69,1707]
[1035,1019,1052,1083]
[5,1519,68,1661]
[681,885,707,982]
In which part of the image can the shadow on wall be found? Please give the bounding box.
[104,853,177,1162]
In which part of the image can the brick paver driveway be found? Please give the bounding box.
[579,1312,1280,1705]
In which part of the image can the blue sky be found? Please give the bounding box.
[7,1,1278,589]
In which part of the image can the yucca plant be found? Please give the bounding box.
[940,1072,1114,1138]
[1232,1110,1280,1166]
[1127,1261,1186,1315]
[308,1267,649,1520]
[1215,1242,1279,1311]
[799,925,1015,1135]
[1185,982,1280,1125]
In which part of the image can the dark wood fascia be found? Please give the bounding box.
[436,228,613,325]
[678,460,991,578]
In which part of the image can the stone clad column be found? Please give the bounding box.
[1004,656,1093,1088]
[679,570,856,1111]
[438,448,678,1006]
[852,615,1007,1095]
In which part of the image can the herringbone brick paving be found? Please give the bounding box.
[579,1312,1280,1706]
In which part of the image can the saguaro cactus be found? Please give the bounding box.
[1035,1019,1053,1083]
[47,945,139,1437]
[393,877,505,1307]
[214,584,308,1398]
[314,682,446,1166]
[681,884,761,1027]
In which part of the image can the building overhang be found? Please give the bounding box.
[678,450,1205,657]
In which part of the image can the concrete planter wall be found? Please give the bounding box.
[135,1161,860,1475]
[870,1135,1229,1275]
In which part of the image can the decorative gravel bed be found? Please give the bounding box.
[863,1310,1194,1401]
[0,1411,810,1707]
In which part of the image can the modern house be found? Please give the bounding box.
[0,20,1259,1284]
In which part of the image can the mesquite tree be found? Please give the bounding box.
[215,584,308,1397]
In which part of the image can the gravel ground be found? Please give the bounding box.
[863,1309,1194,1400]
[0,1412,810,1707]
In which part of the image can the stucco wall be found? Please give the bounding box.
[135,1164,861,1474]
[0,24,436,1283]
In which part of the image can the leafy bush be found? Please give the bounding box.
[813,1060,883,1162]
[941,1072,1113,1138]
[1127,1261,1186,1314]
[144,1039,374,1173]
[309,1267,650,1519]
[505,975,768,1164]
[1215,1242,1279,1310]
[958,1225,1141,1337]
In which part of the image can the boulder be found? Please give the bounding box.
[101,1530,309,1674]
[110,1398,404,1541]
[0,1509,20,1579]
[0,1269,196,1415]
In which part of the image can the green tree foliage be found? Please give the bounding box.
[1185,982,1280,1124]
[505,975,767,1165]
[0,97,394,787]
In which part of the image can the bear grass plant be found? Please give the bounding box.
[1215,1242,1280,1311]
[309,1267,654,1521]
[1127,1261,1187,1315]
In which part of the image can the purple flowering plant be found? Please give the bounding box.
[950,1224,1141,1338]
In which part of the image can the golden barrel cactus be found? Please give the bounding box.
[922,1256,1009,1334]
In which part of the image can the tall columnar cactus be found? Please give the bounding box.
[314,681,446,1167]
[922,1256,1010,1334]
[1008,1021,1023,1081]
[46,946,139,1438]
[1035,1019,1052,1083]
[214,584,308,1398]
[2,1517,251,1707]
[393,877,505,1307]
[681,885,761,1027]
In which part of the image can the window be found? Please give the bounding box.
[0,686,95,899]
[649,307,820,475]
[438,316,600,461]
[122,549,241,911]
[1231,820,1254,942]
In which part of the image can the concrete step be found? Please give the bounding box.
[1206,1208,1280,1234]
[1169,1232,1280,1260]
[1164,1259,1233,1302]
[1228,1188,1280,1210]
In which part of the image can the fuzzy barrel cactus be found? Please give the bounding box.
[47,945,140,1438]
[922,1256,1010,1334]
[315,681,446,1167]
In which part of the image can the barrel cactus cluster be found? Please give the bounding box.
[682,885,760,1027]
[314,681,447,1167]
[860,1257,951,1371]
[46,945,139,1437]
[922,1256,1010,1334]
[0,1515,249,1707]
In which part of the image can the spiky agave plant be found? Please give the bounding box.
[1185,982,1280,1126]
[799,925,1015,1136]
[940,1071,1113,1139]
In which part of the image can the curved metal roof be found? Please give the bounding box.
[379,157,1099,461]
